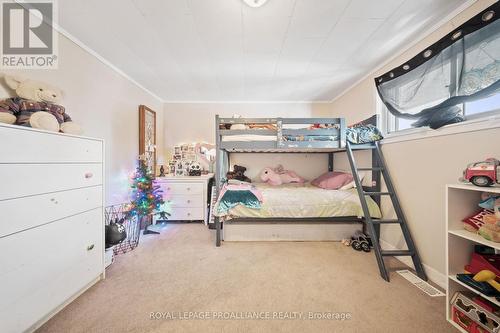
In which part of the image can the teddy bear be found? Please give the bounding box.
[226,165,251,183]
[260,164,305,186]
[0,75,82,134]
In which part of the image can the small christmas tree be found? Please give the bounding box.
[126,158,165,232]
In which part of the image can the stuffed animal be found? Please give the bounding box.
[188,161,202,176]
[260,165,305,186]
[0,75,82,134]
[226,164,251,183]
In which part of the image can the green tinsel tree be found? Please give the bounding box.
[126,158,164,219]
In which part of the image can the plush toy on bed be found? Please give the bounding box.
[260,164,305,186]
[0,75,82,134]
[226,164,251,183]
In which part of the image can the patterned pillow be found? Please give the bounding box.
[346,125,383,144]
[462,209,493,231]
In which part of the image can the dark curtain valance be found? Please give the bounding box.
[375,2,500,129]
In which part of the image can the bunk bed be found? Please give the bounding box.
[214,115,382,244]
[213,115,427,282]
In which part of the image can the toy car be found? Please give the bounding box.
[351,231,372,253]
[462,158,500,187]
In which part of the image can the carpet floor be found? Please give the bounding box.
[37,223,455,333]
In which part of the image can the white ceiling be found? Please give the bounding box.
[58,0,468,102]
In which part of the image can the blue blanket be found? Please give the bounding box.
[216,190,261,214]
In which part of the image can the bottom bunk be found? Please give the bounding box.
[214,182,382,242]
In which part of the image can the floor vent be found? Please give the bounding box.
[396,270,445,297]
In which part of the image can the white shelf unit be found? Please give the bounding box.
[446,183,500,330]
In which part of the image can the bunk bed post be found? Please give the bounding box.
[215,115,221,247]
[371,115,381,242]
[328,153,334,172]
[339,118,346,148]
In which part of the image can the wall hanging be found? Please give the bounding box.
[139,104,157,175]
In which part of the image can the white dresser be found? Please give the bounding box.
[0,123,105,333]
[156,174,213,224]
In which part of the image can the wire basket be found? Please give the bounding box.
[105,203,141,255]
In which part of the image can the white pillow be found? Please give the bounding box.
[339,172,366,190]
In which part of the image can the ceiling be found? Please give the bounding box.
[58,0,468,102]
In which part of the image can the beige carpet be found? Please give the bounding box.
[37,223,455,333]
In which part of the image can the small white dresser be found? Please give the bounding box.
[156,174,213,224]
[0,123,104,333]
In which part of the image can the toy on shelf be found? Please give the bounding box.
[461,158,500,187]
[456,273,500,297]
[462,192,500,243]
[474,270,500,292]
[465,250,500,277]
[451,291,500,333]
[459,247,500,297]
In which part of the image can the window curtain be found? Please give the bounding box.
[375,2,500,129]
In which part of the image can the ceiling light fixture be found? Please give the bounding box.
[243,0,268,8]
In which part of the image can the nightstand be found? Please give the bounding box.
[155,174,214,224]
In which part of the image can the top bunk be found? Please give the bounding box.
[216,115,379,153]
[216,116,348,153]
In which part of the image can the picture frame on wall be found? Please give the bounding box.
[139,105,157,176]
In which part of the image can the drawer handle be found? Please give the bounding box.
[187,200,191,203]
[187,187,191,191]
[167,187,171,191]
[87,244,95,251]
[187,213,191,216]
[85,172,93,179]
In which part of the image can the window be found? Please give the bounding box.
[384,92,500,134]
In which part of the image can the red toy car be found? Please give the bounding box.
[462,158,500,187]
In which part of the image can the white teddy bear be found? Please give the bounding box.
[0,75,82,135]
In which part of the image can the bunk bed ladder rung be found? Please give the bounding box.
[346,141,427,283]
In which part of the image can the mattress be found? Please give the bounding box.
[215,183,382,220]
[222,135,277,142]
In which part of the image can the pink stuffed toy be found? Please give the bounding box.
[260,164,305,186]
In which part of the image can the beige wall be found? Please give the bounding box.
[328,0,499,282]
[163,102,331,148]
[163,102,333,180]
[0,35,163,206]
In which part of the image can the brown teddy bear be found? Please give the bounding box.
[226,165,251,183]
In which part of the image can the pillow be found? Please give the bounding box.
[339,172,366,190]
[462,209,492,232]
[311,172,353,190]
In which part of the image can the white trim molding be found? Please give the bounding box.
[382,113,500,145]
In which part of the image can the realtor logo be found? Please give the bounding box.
[1,1,58,68]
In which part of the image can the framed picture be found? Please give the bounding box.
[139,105,157,176]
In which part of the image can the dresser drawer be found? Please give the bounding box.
[168,207,204,220]
[166,194,204,208]
[0,163,102,201]
[0,186,102,238]
[0,125,102,163]
[0,208,103,333]
[160,182,203,195]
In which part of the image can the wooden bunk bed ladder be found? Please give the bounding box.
[346,141,427,282]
